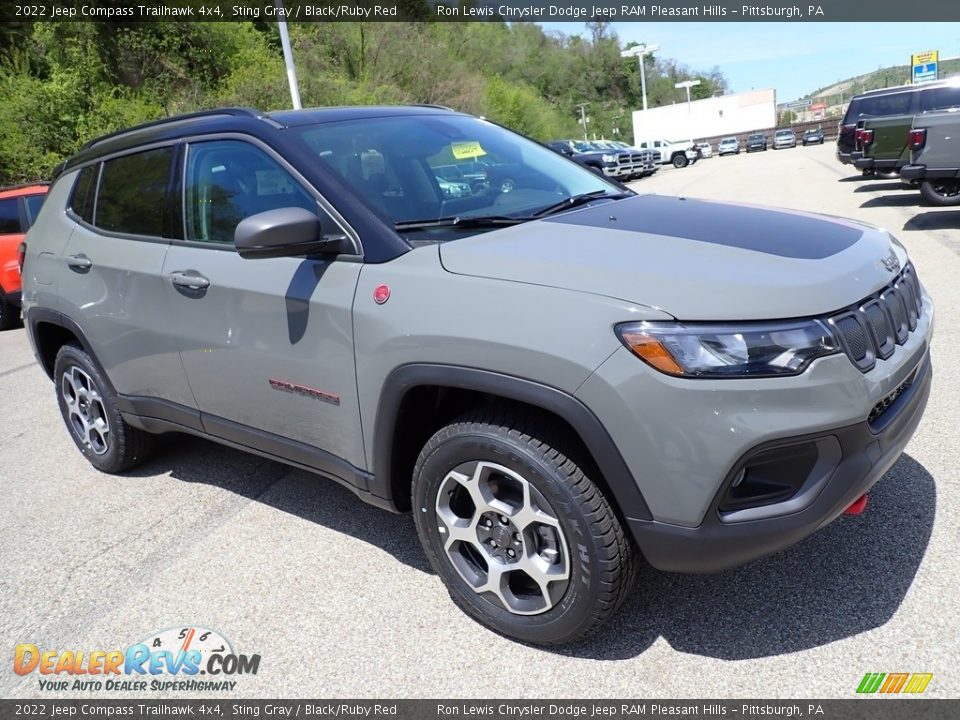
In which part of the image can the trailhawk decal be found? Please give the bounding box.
[545,194,864,260]
[269,378,341,406]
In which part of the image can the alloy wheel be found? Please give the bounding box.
[435,461,570,615]
[61,365,110,455]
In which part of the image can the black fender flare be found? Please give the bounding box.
[372,364,653,521]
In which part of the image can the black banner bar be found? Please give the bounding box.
[0,700,957,720]
[4,0,960,23]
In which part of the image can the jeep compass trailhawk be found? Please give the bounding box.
[22,107,933,646]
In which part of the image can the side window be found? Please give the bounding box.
[185,140,316,245]
[0,198,20,234]
[96,147,173,236]
[919,86,960,112]
[69,165,97,224]
[24,194,46,227]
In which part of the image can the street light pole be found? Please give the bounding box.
[621,44,659,112]
[674,80,701,112]
[275,2,302,110]
[576,102,589,141]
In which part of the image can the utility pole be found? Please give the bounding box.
[276,2,302,110]
[576,103,590,141]
[621,44,659,112]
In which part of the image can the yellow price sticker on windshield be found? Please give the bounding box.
[451,141,487,159]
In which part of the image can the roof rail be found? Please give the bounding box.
[81,107,268,150]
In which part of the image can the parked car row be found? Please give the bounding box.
[714,127,823,158]
[547,139,659,181]
[840,77,960,206]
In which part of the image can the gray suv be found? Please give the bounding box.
[22,106,934,646]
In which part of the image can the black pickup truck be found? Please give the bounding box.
[547,140,657,181]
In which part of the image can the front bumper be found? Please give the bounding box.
[629,354,931,572]
[900,164,960,181]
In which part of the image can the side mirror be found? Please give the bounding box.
[235,207,352,259]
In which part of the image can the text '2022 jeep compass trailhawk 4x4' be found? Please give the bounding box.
[23,106,933,646]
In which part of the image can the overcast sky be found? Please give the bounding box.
[540,22,960,101]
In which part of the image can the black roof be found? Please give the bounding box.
[849,76,960,100]
[57,104,462,178]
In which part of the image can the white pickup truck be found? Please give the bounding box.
[634,138,700,168]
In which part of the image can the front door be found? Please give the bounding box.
[161,138,365,469]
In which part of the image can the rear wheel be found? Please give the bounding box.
[920,179,960,206]
[54,344,154,473]
[0,296,20,331]
[412,410,637,646]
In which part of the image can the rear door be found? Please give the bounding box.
[161,137,365,469]
[57,146,197,410]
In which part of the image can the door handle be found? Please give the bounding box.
[169,270,210,290]
[66,254,92,271]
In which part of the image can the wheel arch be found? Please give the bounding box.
[27,309,108,385]
[371,364,653,521]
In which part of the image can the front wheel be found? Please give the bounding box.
[412,411,637,646]
[920,179,960,206]
[672,154,688,168]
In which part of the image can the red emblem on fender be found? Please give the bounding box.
[374,284,391,304]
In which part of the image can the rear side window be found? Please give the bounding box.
[0,198,20,234]
[847,91,912,120]
[919,86,960,112]
[95,147,174,237]
[24,194,46,226]
[69,166,97,224]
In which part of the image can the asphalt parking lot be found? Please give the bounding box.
[2,142,958,699]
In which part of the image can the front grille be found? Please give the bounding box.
[828,263,924,373]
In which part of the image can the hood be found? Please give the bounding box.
[439,195,907,321]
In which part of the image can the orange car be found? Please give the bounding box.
[0,183,48,330]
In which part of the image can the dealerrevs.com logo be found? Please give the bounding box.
[14,626,260,692]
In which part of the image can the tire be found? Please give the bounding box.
[0,295,20,331]
[920,179,960,206]
[54,343,154,473]
[412,409,637,646]
[672,154,688,169]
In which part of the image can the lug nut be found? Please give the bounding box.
[513,533,521,543]
[484,518,493,527]
[507,549,515,558]
[499,515,509,524]
[490,541,498,548]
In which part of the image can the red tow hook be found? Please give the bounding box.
[844,494,869,516]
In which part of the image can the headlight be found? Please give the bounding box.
[616,320,840,378]
[602,154,617,163]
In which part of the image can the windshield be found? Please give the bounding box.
[721,138,737,143]
[775,130,793,137]
[294,115,620,237]
[748,134,764,141]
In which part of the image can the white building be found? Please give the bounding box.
[631,88,777,142]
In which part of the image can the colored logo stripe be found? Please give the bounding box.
[857,672,932,694]
[903,674,933,694]
[857,673,885,694]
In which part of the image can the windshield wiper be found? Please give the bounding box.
[395,215,526,231]
[529,190,632,219]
